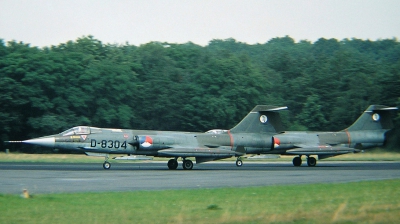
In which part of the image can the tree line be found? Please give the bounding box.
[1,35,399,152]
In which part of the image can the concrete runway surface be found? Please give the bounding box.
[1,161,399,194]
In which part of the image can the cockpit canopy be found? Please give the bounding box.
[60,126,91,136]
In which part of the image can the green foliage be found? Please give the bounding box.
[297,94,328,130]
[0,36,399,152]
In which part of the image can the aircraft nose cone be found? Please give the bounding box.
[22,137,55,148]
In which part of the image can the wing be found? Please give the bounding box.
[157,147,240,157]
[284,144,361,159]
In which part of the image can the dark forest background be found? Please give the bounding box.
[1,36,399,152]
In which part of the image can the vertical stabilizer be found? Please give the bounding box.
[230,105,287,133]
[346,105,398,131]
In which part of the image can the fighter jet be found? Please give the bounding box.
[271,105,398,166]
[6,105,397,170]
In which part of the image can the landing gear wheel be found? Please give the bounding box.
[292,157,302,166]
[236,160,243,167]
[307,157,317,167]
[182,160,193,170]
[103,162,111,169]
[167,159,178,170]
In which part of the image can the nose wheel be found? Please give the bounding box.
[236,159,243,167]
[103,161,111,169]
[103,154,111,169]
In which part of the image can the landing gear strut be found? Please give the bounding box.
[103,154,111,169]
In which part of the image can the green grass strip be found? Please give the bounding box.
[1,179,399,224]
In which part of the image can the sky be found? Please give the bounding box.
[1,0,400,47]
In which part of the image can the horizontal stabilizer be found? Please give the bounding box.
[251,105,288,112]
[364,105,398,112]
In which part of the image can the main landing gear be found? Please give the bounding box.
[307,156,317,166]
[167,158,178,170]
[167,158,194,170]
[182,159,194,170]
[292,156,317,167]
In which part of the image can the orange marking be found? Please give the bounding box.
[228,130,234,150]
[344,129,351,146]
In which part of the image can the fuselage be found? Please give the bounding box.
[25,125,388,157]
[271,129,386,154]
[34,126,274,157]
[21,124,388,159]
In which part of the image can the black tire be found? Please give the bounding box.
[236,160,243,167]
[307,157,317,167]
[167,159,178,170]
[182,160,193,170]
[103,162,111,169]
[292,157,302,166]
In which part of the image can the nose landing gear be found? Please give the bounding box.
[236,158,243,167]
[103,154,111,169]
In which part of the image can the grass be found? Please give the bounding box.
[0,152,102,163]
[0,179,399,223]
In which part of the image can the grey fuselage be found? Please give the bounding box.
[36,126,386,158]
[44,127,274,158]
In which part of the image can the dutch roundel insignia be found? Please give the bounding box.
[259,115,268,123]
[372,113,380,121]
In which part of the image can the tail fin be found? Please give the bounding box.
[230,105,288,133]
[346,105,398,131]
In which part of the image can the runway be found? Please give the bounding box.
[1,161,400,194]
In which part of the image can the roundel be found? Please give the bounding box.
[372,113,380,121]
[139,136,153,147]
[259,115,268,123]
[273,137,280,148]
